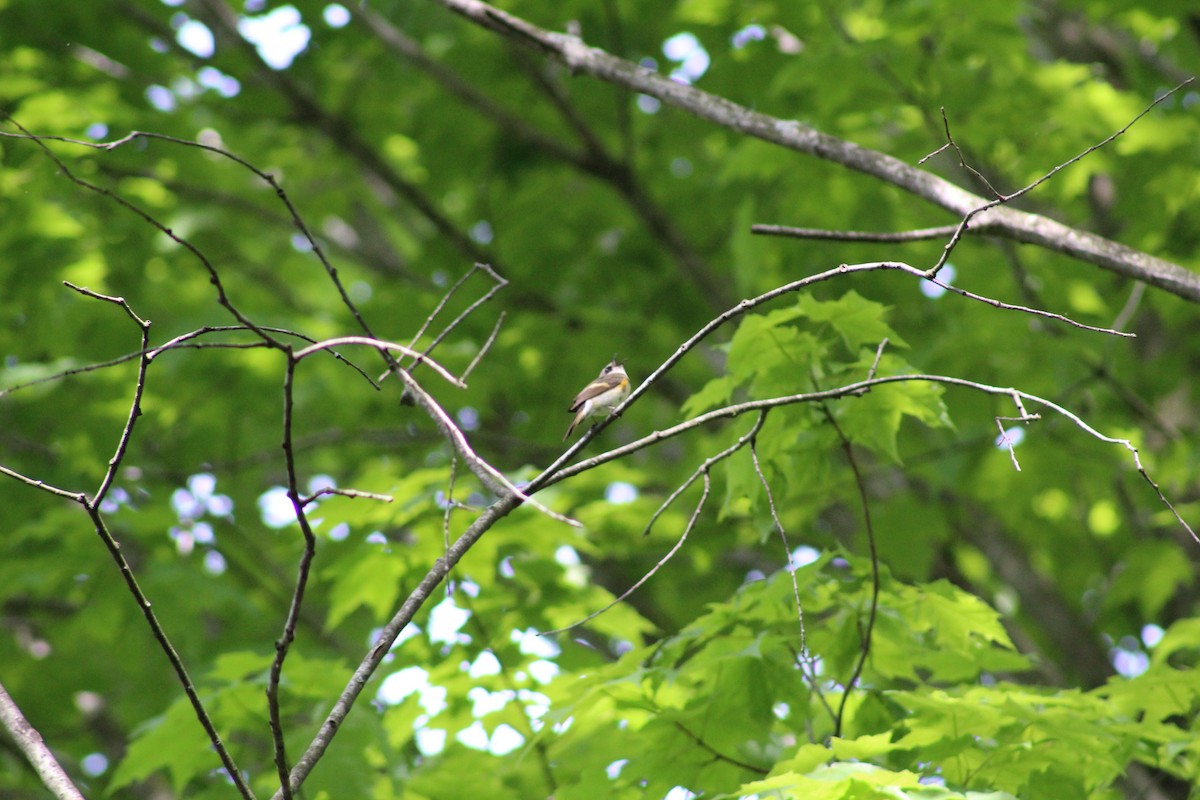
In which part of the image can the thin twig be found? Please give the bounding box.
[390,364,580,527]
[267,356,314,800]
[2,120,281,347]
[400,263,506,368]
[922,81,1193,277]
[922,274,1136,337]
[21,285,255,795]
[672,721,770,775]
[751,224,960,242]
[62,283,152,506]
[542,415,766,635]
[294,336,465,387]
[994,418,1027,471]
[411,263,509,371]
[748,427,806,654]
[931,107,1004,199]
[301,487,394,507]
[540,470,711,636]
[443,454,459,595]
[462,311,506,382]
[149,326,378,385]
[88,506,257,798]
[746,427,832,728]
[1112,281,1146,332]
[195,0,501,294]
[0,467,86,501]
[546,373,1197,544]
[0,324,374,401]
[755,221,1134,338]
[867,339,889,379]
[820,405,880,739]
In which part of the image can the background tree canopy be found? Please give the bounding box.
[1,0,1199,798]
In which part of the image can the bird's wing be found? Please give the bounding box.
[568,376,620,412]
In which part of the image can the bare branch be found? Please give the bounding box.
[70,286,152,507]
[352,3,584,165]
[294,336,465,387]
[407,263,508,373]
[867,339,889,379]
[391,364,581,527]
[995,396,1040,472]
[0,466,86,502]
[930,107,1004,199]
[14,285,257,795]
[549,372,1196,544]
[463,311,506,382]
[751,224,960,242]
[540,448,715,636]
[748,429,805,652]
[273,493,524,799]
[637,420,772,540]
[922,273,1135,337]
[268,357,313,800]
[0,680,85,800]
[1111,281,1146,332]
[671,720,770,775]
[430,0,1200,303]
[272,359,1194,798]
[194,0,500,285]
[919,82,1191,277]
[820,404,880,738]
[747,431,832,729]
[544,255,1128,489]
[301,487,394,507]
[442,455,460,594]
[0,325,374,402]
[0,120,282,347]
[88,506,257,798]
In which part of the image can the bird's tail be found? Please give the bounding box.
[563,409,586,441]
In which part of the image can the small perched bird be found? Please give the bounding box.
[563,358,631,441]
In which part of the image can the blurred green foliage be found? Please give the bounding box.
[1,0,1198,798]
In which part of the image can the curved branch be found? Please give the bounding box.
[821,406,880,738]
[356,2,729,310]
[540,413,765,637]
[553,371,1196,543]
[273,360,1193,798]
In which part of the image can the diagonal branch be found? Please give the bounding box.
[195,0,500,282]
[540,413,766,636]
[353,2,728,309]
[431,0,1200,303]
[0,680,85,800]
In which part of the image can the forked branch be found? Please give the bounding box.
[431,0,1200,302]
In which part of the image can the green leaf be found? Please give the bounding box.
[109,696,219,794]
[324,546,410,628]
[835,358,952,462]
[681,374,735,417]
[796,292,908,352]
